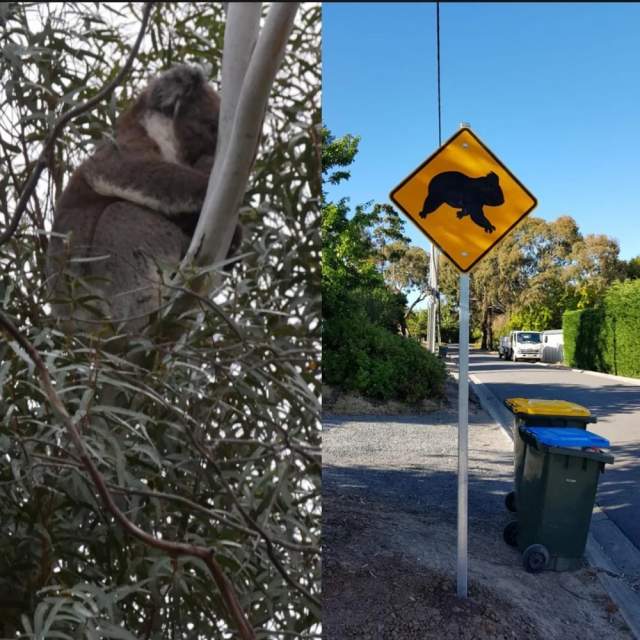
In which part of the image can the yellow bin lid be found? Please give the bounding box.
[504,397,592,417]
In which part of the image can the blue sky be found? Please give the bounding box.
[322,2,640,262]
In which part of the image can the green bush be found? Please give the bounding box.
[324,314,447,403]
[562,280,640,377]
[349,286,407,333]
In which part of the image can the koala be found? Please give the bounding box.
[418,171,504,233]
[46,64,233,334]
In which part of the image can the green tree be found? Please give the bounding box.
[382,242,432,319]
[322,128,445,401]
[406,308,430,341]
[436,215,622,348]
[622,255,640,279]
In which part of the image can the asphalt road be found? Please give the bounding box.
[461,346,640,555]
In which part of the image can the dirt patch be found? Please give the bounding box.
[322,494,627,640]
[322,383,633,640]
[322,384,445,416]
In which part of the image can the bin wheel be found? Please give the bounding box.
[523,544,549,574]
[503,521,519,547]
[505,491,516,513]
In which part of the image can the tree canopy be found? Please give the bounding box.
[322,128,446,402]
[437,214,627,347]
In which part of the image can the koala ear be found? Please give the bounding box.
[487,171,499,181]
[148,65,206,117]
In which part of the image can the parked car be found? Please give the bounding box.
[498,335,511,360]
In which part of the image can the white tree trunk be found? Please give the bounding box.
[183,2,299,271]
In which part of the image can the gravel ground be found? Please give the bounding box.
[322,382,633,639]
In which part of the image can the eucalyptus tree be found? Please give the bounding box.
[0,3,320,638]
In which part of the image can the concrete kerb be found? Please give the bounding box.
[466,371,640,639]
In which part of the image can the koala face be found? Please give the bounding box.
[482,171,505,206]
[125,64,221,167]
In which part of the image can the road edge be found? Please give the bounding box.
[468,372,640,639]
[488,349,640,387]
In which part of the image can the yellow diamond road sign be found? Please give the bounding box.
[390,128,537,272]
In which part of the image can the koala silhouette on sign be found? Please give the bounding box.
[418,171,504,233]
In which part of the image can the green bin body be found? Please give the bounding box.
[516,428,613,570]
[504,398,596,511]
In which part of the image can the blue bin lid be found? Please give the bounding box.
[522,427,610,449]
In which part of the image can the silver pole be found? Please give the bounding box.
[428,245,438,352]
[457,272,470,598]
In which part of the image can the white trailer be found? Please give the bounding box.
[541,329,564,363]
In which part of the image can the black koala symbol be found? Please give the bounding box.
[418,171,504,233]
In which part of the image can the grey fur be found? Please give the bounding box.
[148,64,207,116]
[46,65,221,334]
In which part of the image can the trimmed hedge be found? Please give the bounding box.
[562,308,606,371]
[562,280,640,378]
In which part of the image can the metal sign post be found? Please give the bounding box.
[389,125,536,601]
[428,244,439,352]
[457,272,469,598]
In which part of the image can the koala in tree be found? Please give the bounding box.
[46,64,235,333]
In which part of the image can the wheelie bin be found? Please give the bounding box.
[503,398,597,513]
[503,426,613,572]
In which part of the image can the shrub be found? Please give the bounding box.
[324,314,447,403]
[349,286,407,332]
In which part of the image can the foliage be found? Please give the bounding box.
[381,242,432,317]
[348,286,407,333]
[439,302,460,344]
[322,128,446,402]
[438,215,624,349]
[562,280,640,378]
[0,3,320,638]
[562,308,606,371]
[321,127,360,186]
[321,133,409,338]
[621,255,640,280]
[406,309,430,341]
[323,313,447,403]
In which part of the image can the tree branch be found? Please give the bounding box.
[0,309,255,640]
[0,3,153,247]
